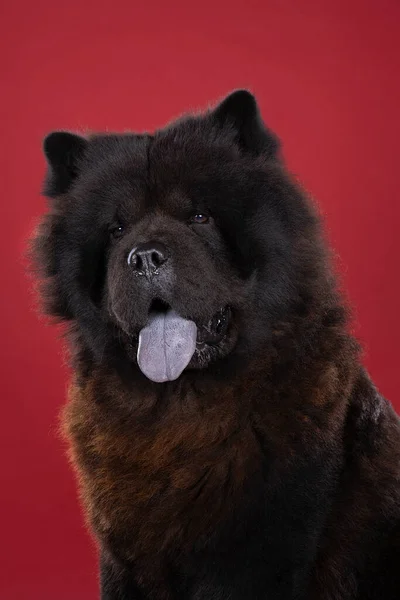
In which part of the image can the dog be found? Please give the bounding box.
[31,90,400,599]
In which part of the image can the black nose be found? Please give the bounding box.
[127,241,169,277]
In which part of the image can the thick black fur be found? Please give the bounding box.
[31,91,400,599]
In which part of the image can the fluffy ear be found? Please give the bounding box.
[43,131,88,197]
[212,90,279,158]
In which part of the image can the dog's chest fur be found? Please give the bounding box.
[64,372,265,562]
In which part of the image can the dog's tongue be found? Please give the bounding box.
[137,309,197,383]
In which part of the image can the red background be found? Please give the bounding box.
[2,1,399,598]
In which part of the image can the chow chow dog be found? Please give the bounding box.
[31,91,400,599]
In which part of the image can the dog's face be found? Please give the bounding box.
[34,91,320,382]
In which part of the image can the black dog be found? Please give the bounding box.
[32,91,400,599]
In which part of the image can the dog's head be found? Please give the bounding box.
[32,91,324,382]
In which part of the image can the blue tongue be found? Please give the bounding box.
[137,309,197,383]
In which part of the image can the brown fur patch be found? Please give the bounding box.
[63,370,260,562]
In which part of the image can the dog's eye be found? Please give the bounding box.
[191,214,210,224]
[109,224,124,239]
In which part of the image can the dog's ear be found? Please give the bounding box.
[43,131,88,197]
[212,90,279,158]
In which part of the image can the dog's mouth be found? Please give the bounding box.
[195,305,231,346]
[136,301,232,383]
